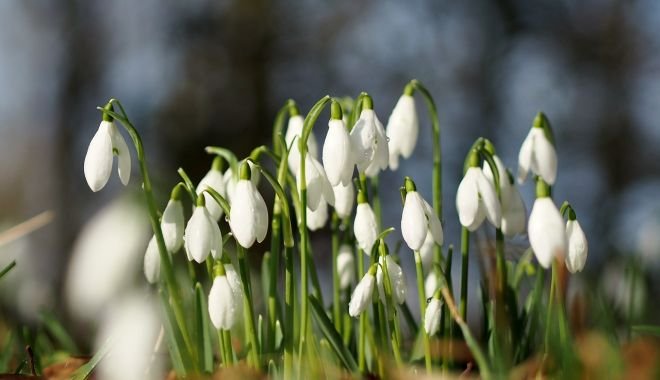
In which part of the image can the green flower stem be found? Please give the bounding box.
[459,227,470,319]
[380,247,403,366]
[371,177,382,229]
[357,249,366,372]
[272,99,298,156]
[236,245,260,368]
[414,250,432,373]
[98,101,194,368]
[283,243,294,379]
[297,96,332,365]
[544,260,557,355]
[331,213,342,331]
[223,330,234,365]
[410,80,443,220]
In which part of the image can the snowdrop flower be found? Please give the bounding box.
[208,265,241,330]
[376,253,407,305]
[333,181,354,219]
[348,265,377,317]
[350,95,389,177]
[424,297,442,336]
[528,180,566,269]
[337,245,355,290]
[401,177,443,251]
[353,191,378,255]
[285,112,318,176]
[229,163,268,248]
[223,161,260,204]
[518,112,557,185]
[143,236,159,284]
[386,88,418,170]
[425,270,440,298]
[297,155,335,211]
[224,263,244,307]
[456,152,501,231]
[482,149,526,236]
[306,199,328,231]
[84,108,131,192]
[96,294,163,380]
[161,186,185,253]
[184,196,222,263]
[419,231,436,273]
[565,210,588,273]
[196,157,226,220]
[323,102,354,186]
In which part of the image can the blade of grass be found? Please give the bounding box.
[0,260,16,280]
[70,339,111,380]
[39,311,80,354]
[194,283,213,373]
[309,296,358,372]
[159,289,189,376]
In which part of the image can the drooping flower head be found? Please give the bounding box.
[565,207,588,273]
[223,160,260,204]
[143,236,160,284]
[84,103,131,192]
[229,162,269,248]
[424,295,443,336]
[323,100,354,186]
[306,199,328,231]
[350,95,389,177]
[375,242,407,305]
[528,178,566,269]
[297,155,335,211]
[196,157,226,221]
[208,263,241,330]
[184,195,223,263]
[353,190,378,255]
[285,107,318,176]
[161,184,185,253]
[518,112,557,185]
[456,149,501,231]
[386,84,419,170]
[348,264,378,317]
[401,177,443,251]
[337,245,355,290]
[333,181,354,220]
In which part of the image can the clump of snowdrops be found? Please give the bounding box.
[80,80,611,379]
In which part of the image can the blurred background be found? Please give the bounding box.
[1,0,659,341]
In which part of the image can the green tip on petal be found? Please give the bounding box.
[378,239,389,257]
[533,112,547,129]
[288,101,300,117]
[331,99,343,120]
[404,176,417,192]
[368,263,378,276]
[211,156,225,172]
[102,102,114,122]
[357,189,368,204]
[196,193,207,207]
[171,183,185,201]
[362,94,373,110]
[239,161,251,181]
[213,261,226,277]
[467,149,480,168]
[403,83,415,96]
[568,207,577,221]
[535,177,551,198]
[483,139,496,156]
[534,111,556,146]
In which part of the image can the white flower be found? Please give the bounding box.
[223,162,260,204]
[354,203,378,255]
[143,236,160,284]
[96,294,163,380]
[528,197,566,269]
[229,179,268,248]
[161,198,184,252]
[208,275,240,330]
[297,156,335,211]
[333,181,354,219]
[386,94,418,170]
[196,167,226,221]
[376,255,407,305]
[348,271,376,317]
[306,200,328,231]
[337,245,355,290]
[401,190,443,251]
[518,126,557,185]
[184,204,222,263]
[84,120,131,192]
[566,219,588,273]
[425,271,440,298]
[424,298,442,336]
[350,109,389,177]
[323,118,354,186]
[483,157,527,236]
[419,231,436,273]
[224,263,245,308]
[456,167,501,231]
[285,115,318,176]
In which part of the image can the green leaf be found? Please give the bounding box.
[309,296,358,372]
[195,283,213,373]
[268,359,280,380]
[159,289,190,376]
[0,260,16,280]
[39,311,80,354]
[70,339,111,380]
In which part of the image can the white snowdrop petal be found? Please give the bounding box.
[348,273,375,317]
[84,122,114,192]
[424,298,442,336]
[419,231,436,273]
[143,236,160,284]
[566,220,588,273]
[533,131,558,185]
[162,199,184,253]
[210,221,223,260]
[185,207,214,263]
[401,192,428,251]
[253,184,269,243]
[517,129,535,184]
[423,199,444,246]
[350,110,377,172]
[425,271,439,298]
[337,245,355,290]
[354,203,378,255]
[528,198,566,269]
[224,264,245,307]
[110,124,131,186]
[456,168,483,230]
[323,119,353,186]
[501,185,526,236]
[476,169,501,228]
[333,182,354,219]
[306,201,328,231]
[208,276,239,330]
[197,170,226,220]
[229,181,259,248]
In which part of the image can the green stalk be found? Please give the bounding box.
[459,227,470,319]
[331,213,342,331]
[236,245,260,368]
[283,243,294,379]
[223,330,234,365]
[380,247,403,366]
[357,250,366,372]
[98,101,193,368]
[371,177,382,230]
[414,250,433,373]
[544,260,557,355]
